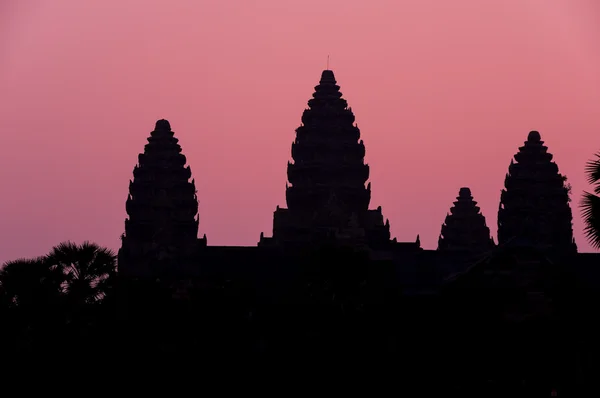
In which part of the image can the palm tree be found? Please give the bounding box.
[581,153,600,249]
[46,241,117,306]
[0,256,65,351]
[0,243,116,354]
[0,256,64,310]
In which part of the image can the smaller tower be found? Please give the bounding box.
[118,120,205,276]
[438,187,494,253]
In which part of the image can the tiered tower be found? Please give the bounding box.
[118,120,205,276]
[498,131,576,253]
[437,187,494,253]
[259,70,391,248]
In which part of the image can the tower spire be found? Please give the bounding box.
[498,131,576,253]
[438,187,494,253]
[118,119,203,275]
[260,69,391,248]
[327,55,330,70]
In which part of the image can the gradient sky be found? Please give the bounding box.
[1,0,600,263]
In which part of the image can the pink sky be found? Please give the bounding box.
[1,0,600,263]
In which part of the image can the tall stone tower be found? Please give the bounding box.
[118,120,206,276]
[438,187,494,253]
[498,131,576,253]
[259,70,391,248]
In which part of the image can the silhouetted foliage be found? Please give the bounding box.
[581,152,600,249]
[0,241,117,356]
[0,257,63,310]
[47,241,117,305]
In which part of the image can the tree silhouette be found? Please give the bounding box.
[0,256,63,310]
[0,256,64,353]
[46,241,117,307]
[581,152,600,249]
[0,242,117,355]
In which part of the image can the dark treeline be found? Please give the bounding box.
[2,241,600,395]
[0,242,117,358]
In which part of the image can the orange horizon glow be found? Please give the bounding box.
[1,0,600,263]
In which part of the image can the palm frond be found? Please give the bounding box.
[45,241,117,304]
[0,256,64,307]
[584,152,600,188]
[580,191,600,249]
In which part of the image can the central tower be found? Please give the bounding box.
[260,70,391,248]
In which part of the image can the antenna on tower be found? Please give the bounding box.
[327,55,330,70]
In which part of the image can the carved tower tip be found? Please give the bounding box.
[155,119,171,131]
[320,69,336,84]
[527,130,541,142]
[459,187,472,198]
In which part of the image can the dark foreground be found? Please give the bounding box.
[1,246,598,396]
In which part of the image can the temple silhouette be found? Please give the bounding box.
[112,70,600,389]
[5,68,600,392]
[118,69,597,289]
